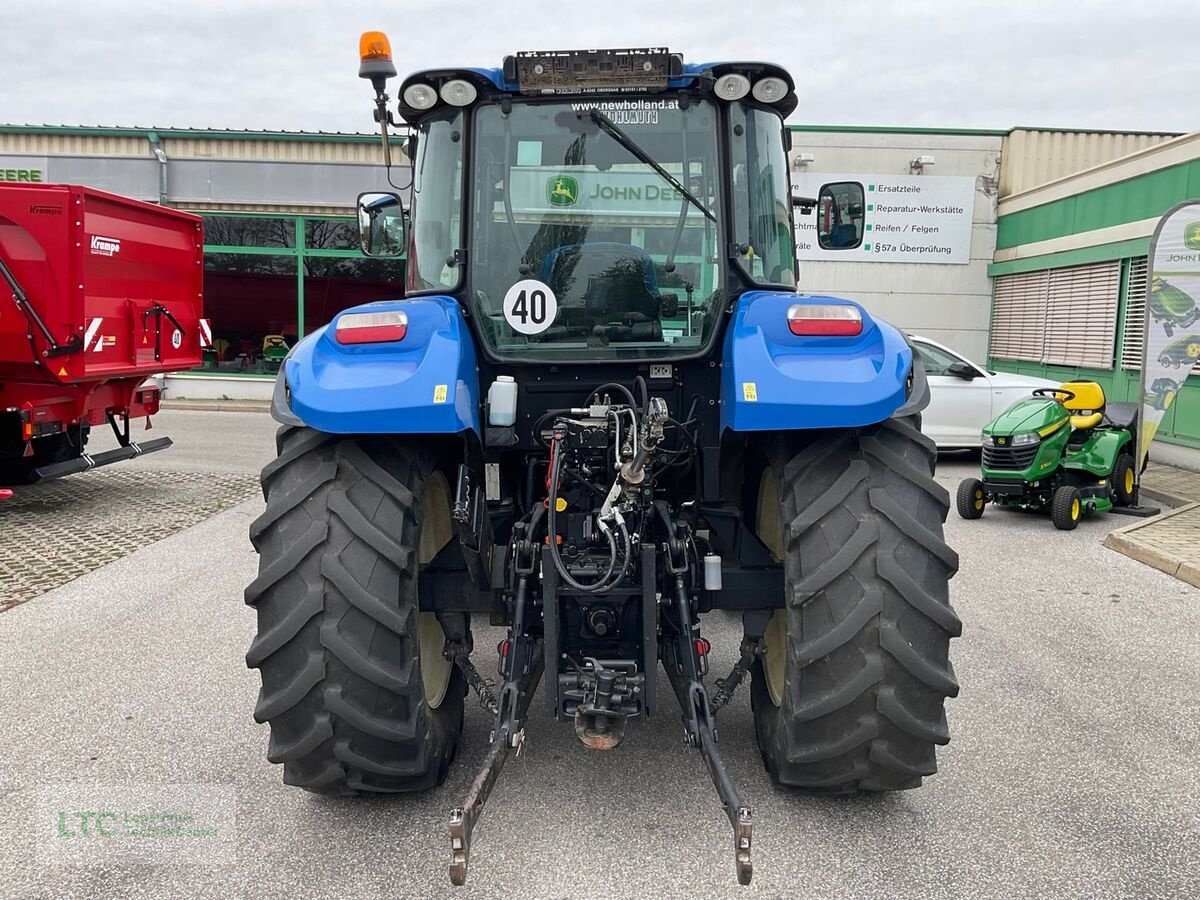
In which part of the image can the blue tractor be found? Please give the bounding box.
[245,35,961,887]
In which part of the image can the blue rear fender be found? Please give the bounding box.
[278,297,481,437]
[721,292,913,432]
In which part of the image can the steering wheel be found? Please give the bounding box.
[1033,387,1075,402]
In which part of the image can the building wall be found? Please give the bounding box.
[987,132,1200,450]
[0,126,406,214]
[787,127,1005,361]
[999,128,1180,199]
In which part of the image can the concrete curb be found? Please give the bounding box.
[1139,485,1192,509]
[1104,501,1200,588]
[162,399,271,413]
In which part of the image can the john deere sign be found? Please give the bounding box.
[0,166,43,182]
[0,157,48,183]
[547,175,578,207]
[511,168,695,222]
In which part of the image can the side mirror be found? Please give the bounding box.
[816,181,865,251]
[946,360,979,380]
[357,191,406,258]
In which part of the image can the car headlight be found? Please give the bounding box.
[981,433,995,447]
[1011,432,1040,446]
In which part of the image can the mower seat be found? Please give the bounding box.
[1104,402,1138,431]
[1060,381,1105,431]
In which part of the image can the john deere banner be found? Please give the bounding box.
[1138,201,1200,472]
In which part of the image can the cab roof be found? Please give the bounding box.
[396,51,797,122]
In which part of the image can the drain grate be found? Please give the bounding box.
[0,470,259,611]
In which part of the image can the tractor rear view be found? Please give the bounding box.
[245,36,961,886]
[0,184,205,483]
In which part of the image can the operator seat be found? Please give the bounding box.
[1059,380,1106,431]
[541,242,666,340]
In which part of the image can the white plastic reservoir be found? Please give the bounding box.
[488,376,517,426]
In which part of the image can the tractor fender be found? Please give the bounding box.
[273,297,481,437]
[720,291,913,432]
[1062,427,1133,478]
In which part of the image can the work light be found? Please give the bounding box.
[440,79,478,107]
[751,76,788,103]
[403,83,439,110]
[714,73,750,101]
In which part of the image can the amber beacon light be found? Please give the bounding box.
[358,31,397,82]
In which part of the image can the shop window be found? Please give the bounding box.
[201,253,299,373]
[203,216,295,248]
[302,257,406,336]
[192,217,407,377]
[304,219,361,251]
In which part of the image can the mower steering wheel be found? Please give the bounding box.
[1033,387,1075,402]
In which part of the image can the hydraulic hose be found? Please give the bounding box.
[547,433,628,593]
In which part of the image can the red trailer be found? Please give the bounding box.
[0,183,205,483]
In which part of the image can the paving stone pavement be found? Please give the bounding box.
[0,469,260,611]
[1140,460,1200,506]
[1106,501,1200,588]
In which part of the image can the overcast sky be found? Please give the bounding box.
[1,0,1192,134]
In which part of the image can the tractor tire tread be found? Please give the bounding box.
[245,426,463,795]
[753,414,960,792]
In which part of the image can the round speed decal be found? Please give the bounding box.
[503,279,557,335]
[171,328,183,349]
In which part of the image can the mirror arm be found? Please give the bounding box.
[792,195,817,213]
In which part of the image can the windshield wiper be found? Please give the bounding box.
[587,109,717,224]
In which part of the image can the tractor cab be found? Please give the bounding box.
[355,40,863,363]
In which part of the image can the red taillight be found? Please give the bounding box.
[787,304,862,337]
[334,310,408,344]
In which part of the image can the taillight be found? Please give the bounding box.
[787,304,862,336]
[334,310,408,344]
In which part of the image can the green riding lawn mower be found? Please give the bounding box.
[957,381,1142,530]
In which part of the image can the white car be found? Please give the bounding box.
[908,335,1061,449]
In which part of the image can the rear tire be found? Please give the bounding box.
[1113,454,1136,506]
[750,416,961,792]
[1050,485,1082,530]
[245,426,465,794]
[956,477,986,519]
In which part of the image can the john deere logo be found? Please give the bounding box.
[547,175,578,207]
[996,436,1008,445]
[1185,222,1200,250]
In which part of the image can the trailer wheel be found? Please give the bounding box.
[245,426,465,794]
[750,416,961,791]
